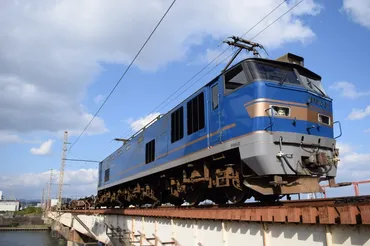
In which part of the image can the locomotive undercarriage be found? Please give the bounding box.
[79,130,343,209]
[98,152,250,207]
[94,146,333,208]
[96,148,254,207]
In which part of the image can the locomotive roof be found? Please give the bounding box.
[204,56,321,87]
[246,57,322,80]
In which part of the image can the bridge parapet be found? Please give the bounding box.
[48,205,370,246]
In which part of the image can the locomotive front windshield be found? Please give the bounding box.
[250,62,300,85]
[246,60,328,97]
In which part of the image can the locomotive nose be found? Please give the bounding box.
[305,96,332,135]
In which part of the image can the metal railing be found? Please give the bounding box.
[321,179,370,198]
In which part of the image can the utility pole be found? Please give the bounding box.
[47,169,53,211]
[57,131,68,210]
[41,188,45,213]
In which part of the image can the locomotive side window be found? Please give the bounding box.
[212,85,219,110]
[171,107,184,143]
[224,65,249,94]
[104,168,110,182]
[250,62,300,85]
[145,139,155,164]
[187,92,205,135]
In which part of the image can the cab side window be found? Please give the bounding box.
[171,107,184,143]
[104,168,110,182]
[145,139,155,164]
[187,92,205,135]
[224,65,249,94]
[211,85,219,110]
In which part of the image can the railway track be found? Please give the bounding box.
[276,195,370,206]
[65,195,370,212]
[61,195,370,225]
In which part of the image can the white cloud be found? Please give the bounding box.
[0,0,321,138]
[365,129,370,133]
[0,168,98,199]
[189,47,234,66]
[127,113,161,132]
[30,139,54,155]
[336,142,352,155]
[0,75,108,136]
[0,131,26,144]
[0,131,41,144]
[342,0,370,29]
[342,152,370,164]
[191,46,255,67]
[94,94,105,104]
[60,110,108,137]
[330,81,370,99]
[335,141,370,181]
[347,105,370,120]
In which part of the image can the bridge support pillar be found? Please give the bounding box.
[52,222,100,246]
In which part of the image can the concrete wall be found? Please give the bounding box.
[48,212,370,246]
[0,214,44,226]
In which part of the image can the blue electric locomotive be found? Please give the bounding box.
[97,37,341,206]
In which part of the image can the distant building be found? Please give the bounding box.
[0,191,20,211]
[0,201,20,212]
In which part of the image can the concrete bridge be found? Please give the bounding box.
[47,202,370,246]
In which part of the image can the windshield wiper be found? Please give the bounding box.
[278,71,287,85]
[307,79,326,97]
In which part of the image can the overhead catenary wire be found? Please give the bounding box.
[119,0,300,140]
[154,50,237,117]
[94,0,301,160]
[67,0,178,155]
[250,0,303,40]
[97,50,236,160]
[83,0,305,161]
[154,0,306,115]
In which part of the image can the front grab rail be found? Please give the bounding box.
[264,107,274,132]
[333,121,342,139]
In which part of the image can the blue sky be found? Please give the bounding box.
[0,0,370,199]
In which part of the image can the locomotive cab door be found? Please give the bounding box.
[208,78,223,147]
[156,114,169,159]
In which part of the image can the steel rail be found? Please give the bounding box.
[61,195,370,225]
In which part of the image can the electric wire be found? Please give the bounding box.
[156,50,237,116]
[249,0,304,40]
[67,0,177,154]
[149,0,304,124]
[87,0,305,161]
[98,50,236,160]
[118,0,289,140]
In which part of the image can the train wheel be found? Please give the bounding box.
[208,189,228,205]
[212,197,229,205]
[151,192,163,207]
[254,194,280,203]
[225,187,250,204]
[184,184,205,205]
[163,194,183,206]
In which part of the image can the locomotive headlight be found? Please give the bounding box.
[270,105,291,117]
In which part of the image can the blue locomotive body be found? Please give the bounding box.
[97,54,340,205]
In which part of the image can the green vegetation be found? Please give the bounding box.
[15,207,42,215]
